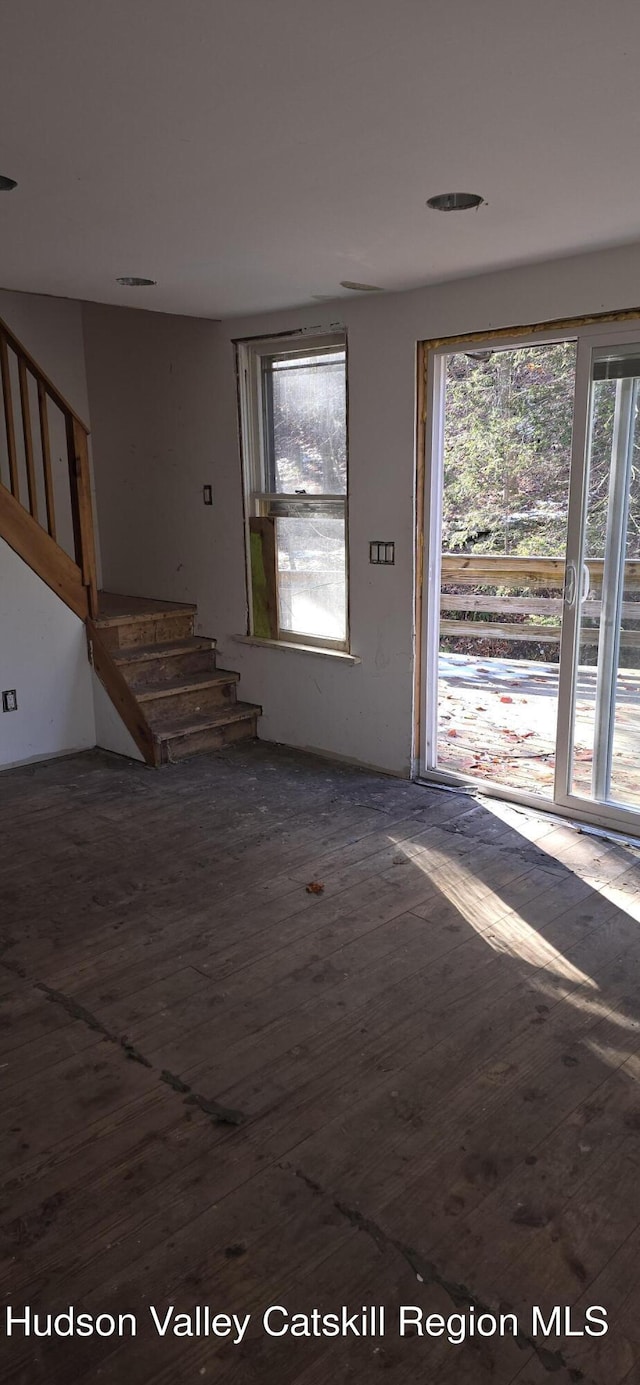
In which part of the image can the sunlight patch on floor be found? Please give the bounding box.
[391,836,596,987]
[584,1042,640,1078]
[554,992,640,1029]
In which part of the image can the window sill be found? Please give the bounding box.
[232,635,361,664]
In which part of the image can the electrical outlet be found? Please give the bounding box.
[2,690,17,712]
[202,484,213,506]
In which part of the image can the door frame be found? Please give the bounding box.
[415,305,640,837]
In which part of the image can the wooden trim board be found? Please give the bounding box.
[87,619,158,766]
[249,516,278,639]
[0,481,88,619]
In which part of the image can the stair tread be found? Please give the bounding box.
[114,636,216,665]
[96,592,196,625]
[136,670,239,701]
[155,702,262,741]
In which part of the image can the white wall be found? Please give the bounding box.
[82,305,219,608]
[83,241,640,776]
[92,672,144,763]
[0,288,91,423]
[0,538,96,769]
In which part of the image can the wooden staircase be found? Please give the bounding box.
[0,311,261,768]
[90,593,261,766]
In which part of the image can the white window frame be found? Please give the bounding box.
[237,332,349,651]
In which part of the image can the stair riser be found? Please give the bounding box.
[143,682,239,728]
[99,613,195,651]
[121,648,216,687]
[162,715,258,762]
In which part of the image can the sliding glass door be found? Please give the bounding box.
[421,318,640,837]
[556,329,640,829]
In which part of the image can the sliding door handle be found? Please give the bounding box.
[580,562,591,604]
[563,563,577,608]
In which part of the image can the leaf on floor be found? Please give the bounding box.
[305,881,325,894]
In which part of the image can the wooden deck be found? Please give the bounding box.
[2,743,640,1384]
[439,652,640,807]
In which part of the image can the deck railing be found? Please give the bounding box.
[440,554,640,648]
[0,314,97,618]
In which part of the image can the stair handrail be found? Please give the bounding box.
[0,312,98,617]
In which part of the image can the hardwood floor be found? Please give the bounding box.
[1,743,640,1385]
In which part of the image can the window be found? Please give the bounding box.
[238,334,348,650]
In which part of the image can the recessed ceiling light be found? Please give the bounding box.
[116,276,157,287]
[427,192,484,212]
[0,175,17,191]
[339,280,383,292]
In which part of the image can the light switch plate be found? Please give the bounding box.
[369,541,395,565]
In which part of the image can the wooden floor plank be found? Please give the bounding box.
[1,743,639,1384]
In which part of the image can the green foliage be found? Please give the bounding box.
[443,342,640,559]
[443,343,576,557]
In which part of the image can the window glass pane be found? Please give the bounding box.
[571,358,640,810]
[266,350,346,495]
[437,341,576,796]
[277,515,346,642]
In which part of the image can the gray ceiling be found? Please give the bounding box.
[2,0,640,318]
